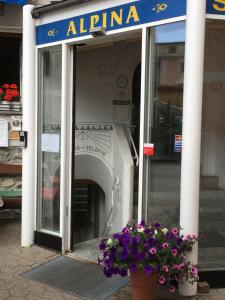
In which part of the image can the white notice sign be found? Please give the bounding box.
[41,133,60,153]
[0,119,8,147]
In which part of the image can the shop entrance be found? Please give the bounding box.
[70,33,141,259]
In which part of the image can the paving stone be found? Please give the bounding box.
[44,292,65,300]
[0,288,10,299]
[9,285,31,297]
[113,290,132,300]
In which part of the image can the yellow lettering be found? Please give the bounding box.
[213,0,225,11]
[126,5,139,24]
[102,13,107,28]
[80,18,87,33]
[67,20,77,36]
[111,9,123,27]
[90,14,100,30]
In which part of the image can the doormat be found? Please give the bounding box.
[199,232,225,248]
[22,256,129,300]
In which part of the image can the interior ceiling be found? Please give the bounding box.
[76,29,141,51]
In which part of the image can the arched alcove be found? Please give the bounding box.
[73,154,113,243]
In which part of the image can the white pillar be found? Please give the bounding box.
[179,0,206,296]
[21,5,36,247]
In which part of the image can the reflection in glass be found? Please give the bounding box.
[199,20,225,270]
[38,46,62,232]
[143,22,185,227]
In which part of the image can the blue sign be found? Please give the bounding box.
[36,0,186,45]
[36,0,225,45]
[1,0,26,4]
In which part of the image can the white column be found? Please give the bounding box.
[179,0,206,296]
[21,5,36,247]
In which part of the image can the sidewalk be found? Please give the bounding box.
[0,211,225,300]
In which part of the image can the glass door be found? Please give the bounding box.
[199,19,225,272]
[142,22,186,226]
[36,45,62,251]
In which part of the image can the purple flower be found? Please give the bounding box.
[155,222,161,228]
[149,247,157,255]
[140,220,145,226]
[144,228,151,235]
[104,268,112,277]
[119,269,128,277]
[132,248,139,259]
[120,249,128,261]
[104,258,112,268]
[138,252,145,261]
[148,237,156,246]
[99,240,107,251]
[113,233,121,240]
[172,249,177,256]
[144,265,153,275]
[122,227,130,234]
[132,236,139,246]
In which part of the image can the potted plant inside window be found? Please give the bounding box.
[98,221,198,300]
[0,83,21,112]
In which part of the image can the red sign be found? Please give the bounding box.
[144,143,154,156]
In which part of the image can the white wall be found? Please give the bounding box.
[0,5,22,32]
[76,40,141,123]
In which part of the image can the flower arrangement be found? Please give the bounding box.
[98,221,198,294]
[0,84,20,102]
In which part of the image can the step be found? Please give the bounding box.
[200,176,219,189]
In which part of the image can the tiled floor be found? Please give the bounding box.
[0,212,78,300]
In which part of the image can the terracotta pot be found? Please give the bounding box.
[130,269,157,300]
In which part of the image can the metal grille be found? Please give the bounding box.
[22,256,128,300]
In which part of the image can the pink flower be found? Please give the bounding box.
[123,227,129,234]
[191,266,198,275]
[179,263,185,269]
[162,242,168,248]
[172,227,178,235]
[0,88,3,94]
[169,285,176,293]
[149,247,156,255]
[162,265,169,272]
[159,276,166,285]
[172,249,177,256]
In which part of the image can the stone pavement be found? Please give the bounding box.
[1,211,225,300]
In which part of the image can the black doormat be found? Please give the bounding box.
[199,232,225,248]
[22,256,129,300]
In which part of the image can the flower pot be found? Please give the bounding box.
[130,270,157,300]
